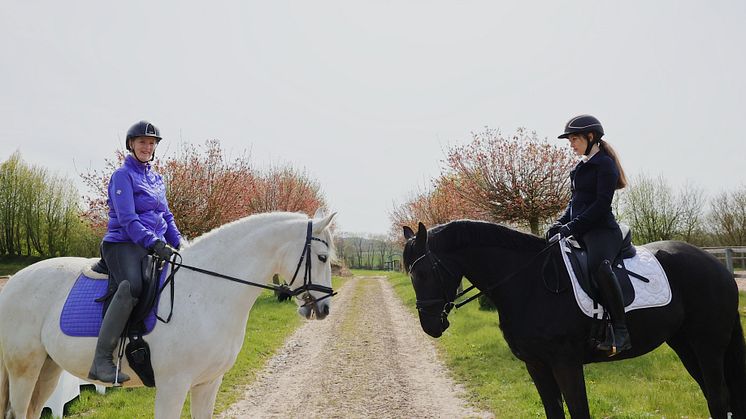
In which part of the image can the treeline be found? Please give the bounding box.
[1,140,328,259]
[0,152,98,257]
[335,233,400,270]
[391,127,746,247]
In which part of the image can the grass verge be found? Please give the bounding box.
[380,269,746,418]
[42,276,345,418]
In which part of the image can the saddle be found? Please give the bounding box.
[563,224,642,308]
[65,256,166,387]
[92,255,165,334]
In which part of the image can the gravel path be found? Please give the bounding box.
[219,276,493,419]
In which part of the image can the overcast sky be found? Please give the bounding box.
[1,1,744,235]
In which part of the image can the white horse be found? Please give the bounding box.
[0,210,336,418]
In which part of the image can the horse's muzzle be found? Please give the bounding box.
[419,313,449,338]
[297,299,331,320]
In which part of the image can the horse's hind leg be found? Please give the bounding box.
[26,357,63,418]
[692,346,730,419]
[4,349,47,419]
[189,376,223,419]
[667,335,706,393]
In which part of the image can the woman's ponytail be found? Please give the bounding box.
[600,140,627,189]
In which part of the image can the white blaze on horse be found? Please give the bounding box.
[0,210,336,418]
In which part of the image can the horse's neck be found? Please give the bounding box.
[177,219,296,311]
[465,247,538,321]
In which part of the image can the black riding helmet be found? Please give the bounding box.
[558,115,604,155]
[125,121,162,152]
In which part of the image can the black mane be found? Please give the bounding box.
[427,219,545,253]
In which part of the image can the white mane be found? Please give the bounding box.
[187,211,308,248]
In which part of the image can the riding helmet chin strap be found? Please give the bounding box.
[583,139,596,156]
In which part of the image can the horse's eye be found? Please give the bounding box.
[318,255,328,263]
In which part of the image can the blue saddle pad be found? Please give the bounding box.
[60,267,168,337]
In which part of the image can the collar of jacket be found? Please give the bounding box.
[124,154,151,174]
[578,148,607,166]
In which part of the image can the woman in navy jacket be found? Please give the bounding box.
[88,121,182,384]
[546,115,630,356]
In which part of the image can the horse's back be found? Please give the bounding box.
[644,240,739,314]
[0,257,94,338]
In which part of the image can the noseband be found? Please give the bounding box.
[408,248,464,322]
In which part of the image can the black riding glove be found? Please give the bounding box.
[151,240,174,261]
[545,223,562,241]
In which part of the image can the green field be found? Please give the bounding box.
[383,270,746,418]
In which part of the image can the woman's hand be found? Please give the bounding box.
[152,240,175,260]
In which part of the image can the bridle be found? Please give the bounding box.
[155,220,336,323]
[408,247,465,322]
[407,239,560,323]
[283,221,336,307]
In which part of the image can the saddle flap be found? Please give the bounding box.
[564,245,635,307]
[558,240,672,318]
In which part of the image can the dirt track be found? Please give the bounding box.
[219,276,492,419]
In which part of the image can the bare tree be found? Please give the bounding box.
[709,186,746,246]
[619,174,706,244]
[351,236,364,268]
[372,235,394,270]
[365,236,375,269]
[445,127,576,234]
[390,175,484,244]
[678,181,706,243]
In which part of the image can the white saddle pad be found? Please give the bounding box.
[559,239,672,318]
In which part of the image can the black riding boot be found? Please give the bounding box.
[595,260,631,356]
[88,280,137,385]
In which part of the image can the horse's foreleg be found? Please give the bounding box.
[189,376,223,419]
[525,362,565,418]
[26,357,62,418]
[552,364,590,419]
[154,378,191,419]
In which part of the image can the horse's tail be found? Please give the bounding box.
[0,348,8,416]
[725,311,746,417]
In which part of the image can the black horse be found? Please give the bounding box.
[402,220,746,419]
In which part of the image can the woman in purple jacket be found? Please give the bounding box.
[88,120,182,384]
[546,115,631,356]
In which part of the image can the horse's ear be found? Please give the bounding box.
[313,208,327,219]
[312,212,337,234]
[403,226,415,240]
[416,222,428,246]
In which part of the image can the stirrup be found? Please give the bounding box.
[595,323,630,357]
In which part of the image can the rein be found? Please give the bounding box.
[409,239,560,319]
[155,221,336,323]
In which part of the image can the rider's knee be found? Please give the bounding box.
[596,259,613,276]
[117,280,139,299]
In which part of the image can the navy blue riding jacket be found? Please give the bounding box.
[557,150,620,237]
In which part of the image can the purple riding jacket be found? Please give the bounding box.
[103,154,182,250]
